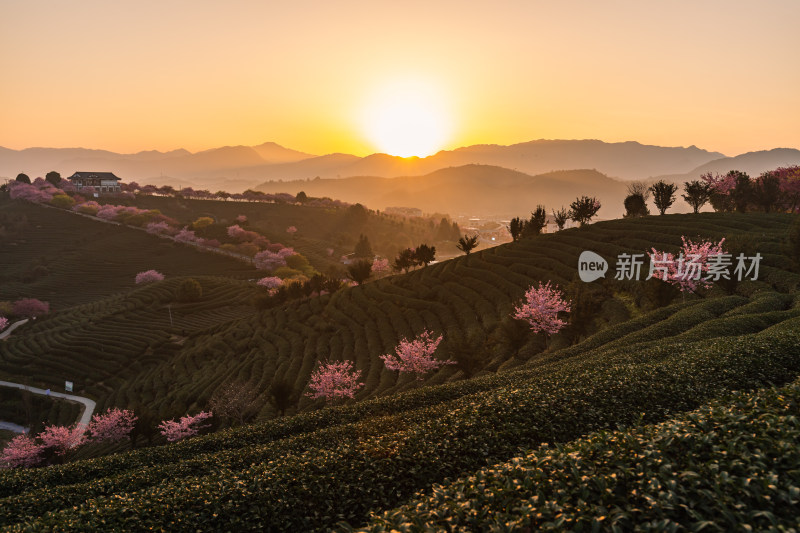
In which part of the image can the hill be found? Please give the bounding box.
[1,139,725,192]
[257,165,632,218]
[658,147,800,183]
[0,200,261,310]
[0,210,798,529]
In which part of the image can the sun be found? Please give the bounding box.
[361,80,451,158]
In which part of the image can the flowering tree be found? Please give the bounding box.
[96,205,122,220]
[145,221,176,235]
[235,214,247,223]
[87,408,137,442]
[306,360,364,400]
[12,298,49,318]
[569,196,601,226]
[1,434,42,468]
[380,330,454,379]
[39,424,87,456]
[0,317,8,331]
[513,281,571,335]
[174,228,199,244]
[135,270,165,284]
[254,248,295,270]
[257,276,283,289]
[371,257,390,272]
[286,225,297,235]
[158,411,213,442]
[648,236,726,293]
[8,181,54,203]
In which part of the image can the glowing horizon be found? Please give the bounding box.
[1,1,798,158]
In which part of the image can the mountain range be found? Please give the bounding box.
[2,140,798,217]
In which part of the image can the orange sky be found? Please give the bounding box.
[1,1,798,157]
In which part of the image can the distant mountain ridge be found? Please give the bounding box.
[2,140,797,202]
[258,164,631,218]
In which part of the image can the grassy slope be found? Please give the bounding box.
[0,212,797,529]
[0,199,261,310]
[117,194,450,271]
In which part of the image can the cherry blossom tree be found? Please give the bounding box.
[158,411,213,442]
[254,248,295,270]
[380,330,454,379]
[146,221,176,235]
[0,434,42,468]
[513,281,571,335]
[648,236,726,293]
[257,276,283,289]
[0,317,8,331]
[135,270,165,284]
[174,228,199,243]
[12,298,49,318]
[286,225,297,235]
[235,214,247,223]
[87,408,137,442]
[305,360,364,400]
[371,257,390,272]
[39,424,87,456]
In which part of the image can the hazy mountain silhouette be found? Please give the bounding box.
[1,139,724,188]
[257,164,630,218]
[682,148,800,178]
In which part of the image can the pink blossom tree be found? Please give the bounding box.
[0,317,8,331]
[145,221,176,235]
[174,228,199,244]
[96,205,122,220]
[257,276,283,289]
[0,434,43,469]
[39,424,87,456]
[135,270,165,284]
[648,236,726,293]
[371,257,390,272]
[87,408,137,442]
[380,330,454,379]
[12,298,49,318]
[286,225,297,235]
[235,214,247,223]
[306,360,364,400]
[254,248,295,271]
[513,281,571,335]
[158,411,213,442]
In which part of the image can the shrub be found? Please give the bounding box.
[11,298,49,318]
[49,194,75,209]
[135,270,165,284]
[176,279,203,302]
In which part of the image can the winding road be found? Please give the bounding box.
[0,319,29,340]
[0,380,96,434]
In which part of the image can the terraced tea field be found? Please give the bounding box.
[0,199,261,310]
[1,206,799,529]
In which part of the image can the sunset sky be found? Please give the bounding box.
[1,1,798,157]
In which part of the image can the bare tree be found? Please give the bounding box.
[626,181,651,202]
[208,380,261,427]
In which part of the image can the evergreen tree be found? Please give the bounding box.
[507,217,524,241]
[523,205,547,237]
[649,180,678,215]
[623,193,649,217]
[353,234,373,258]
[682,180,712,214]
[456,234,479,255]
[413,244,436,266]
